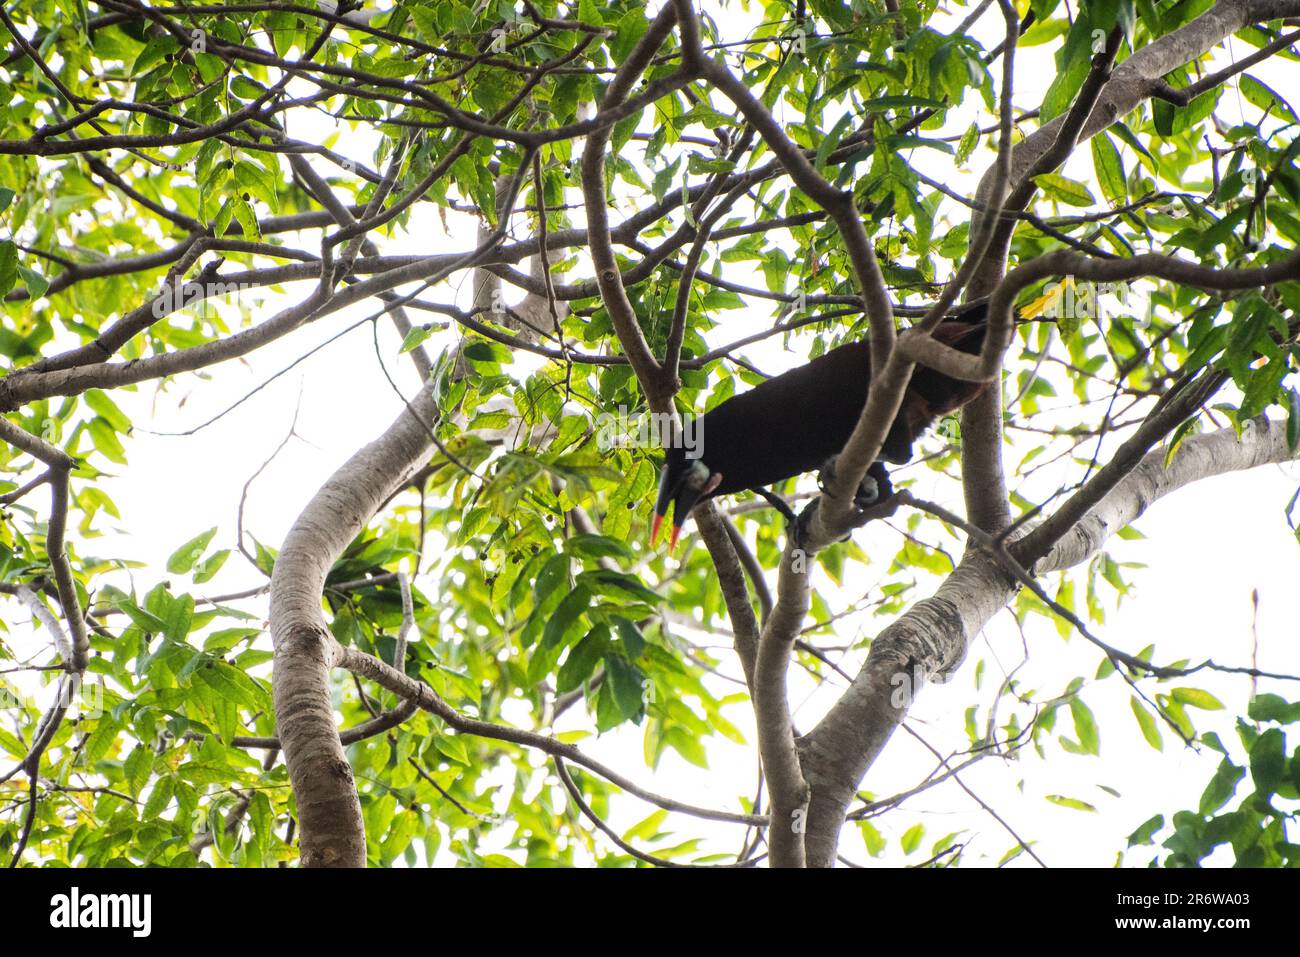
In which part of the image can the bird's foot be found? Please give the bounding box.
[816,455,838,496]
[858,460,894,509]
[792,499,818,551]
[818,456,894,509]
[793,498,851,550]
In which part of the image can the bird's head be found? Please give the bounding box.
[652,455,722,551]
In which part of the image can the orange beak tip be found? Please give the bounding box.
[651,514,664,547]
[668,525,682,552]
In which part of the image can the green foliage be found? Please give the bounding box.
[0,0,1295,868]
[1128,695,1300,866]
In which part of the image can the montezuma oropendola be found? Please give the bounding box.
[651,301,998,550]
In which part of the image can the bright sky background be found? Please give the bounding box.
[6,2,1300,866]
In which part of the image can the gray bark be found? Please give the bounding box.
[269,385,438,867]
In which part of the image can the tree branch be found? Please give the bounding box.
[799,416,1300,866]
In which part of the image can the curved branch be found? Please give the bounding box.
[579,4,682,411]
[269,383,440,868]
[336,644,765,827]
[799,416,1300,866]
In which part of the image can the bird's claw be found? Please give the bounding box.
[792,499,818,551]
[857,460,894,509]
[792,498,851,549]
[816,455,838,496]
[818,456,894,510]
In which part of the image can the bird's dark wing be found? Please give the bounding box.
[697,341,873,496]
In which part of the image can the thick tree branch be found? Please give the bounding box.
[269,383,440,867]
[799,416,1300,866]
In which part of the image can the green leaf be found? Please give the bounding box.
[1110,119,1157,171]
[1020,12,1070,46]
[1248,693,1300,724]
[462,340,510,363]
[1199,758,1245,814]
[1130,697,1163,751]
[400,326,435,353]
[84,390,131,433]
[860,95,946,112]
[858,820,886,857]
[1040,16,1095,121]
[1070,698,1101,755]
[623,809,667,843]
[611,616,645,659]
[603,653,646,724]
[203,627,260,654]
[131,36,176,76]
[87,419,127,464]
[575,568,660,605]
[1164,417,1199,467]
[900,822,925,853]
[1241,356,1290,419]
[1171,88,1222,135]
[540,585,590,650]
[532,553,569,607]
[556,625,609,694]
[1249,728,1286,793]
[142,775,174,819]
[193,550,230,584]
[434,733,470,766]
[1127,814,1164,847]
[0,241,16,297]
[124,746,153,797]
[230,75,268,100]
[956,123,979,165]
[1033,173,1096,207]
[1046,794,1097,812]
[566,534,633,561]
[167,528,219,574]
[815,113,854,170]
[1240,74,1298,122]
[193,661,268,711]
[233,161,278,211]
[1091,134,1127,205]
[162,593,195,644]
[686,153,735,175]
[1171,687,1225,711]
[115,598,166,633]
[1134,0,1161,32]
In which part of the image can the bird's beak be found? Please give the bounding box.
[652,469,722,552]
[651,512,665,546]
[652,468,675,548]
[650,512,684,552]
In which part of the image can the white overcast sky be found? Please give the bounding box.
[7,3,1300,866]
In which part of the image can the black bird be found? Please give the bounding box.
[652,305,997,550]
